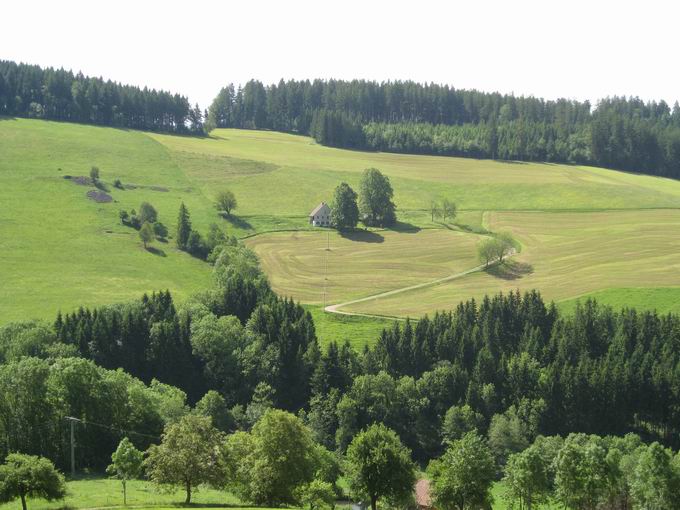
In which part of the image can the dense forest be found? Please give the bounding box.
[0,60,203,133]
[208,79,680,177]
[1,233,679,472]
[2,60,678,176]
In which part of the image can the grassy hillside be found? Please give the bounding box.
[0,119,213,324]
[3,119,680,336]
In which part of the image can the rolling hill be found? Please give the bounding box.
[3,117,680,344]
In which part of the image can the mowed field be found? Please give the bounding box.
[245,229,484,305]
[344,209,680,317]
[4,118,680,338]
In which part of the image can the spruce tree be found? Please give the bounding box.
[176,202,191,250]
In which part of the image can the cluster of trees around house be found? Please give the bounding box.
[207,79,680,178]
[0,60,204,133]
[330,168,397,229]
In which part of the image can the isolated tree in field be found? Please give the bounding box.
[119,209,129,225]
[331,182,359,230]
[477,238,499,268]
[138,202,158,225]
[358,168,396,227]
[441,199,457,223]
[345,423,416,510]
[429,200,441,222]
[176,202,192,249]
[139,222,154,249]
[295,479,336,510]
[144,414,227,504]
[428,432,495,510]
[215,190,237,217]
[106,437,144,505]
[0,453,66,510]
[495,231,517,263]
[89,166,100,183]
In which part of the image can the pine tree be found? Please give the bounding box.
[176,203,191,250]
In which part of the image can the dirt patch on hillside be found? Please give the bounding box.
[124,183,170,192]
[86,190,113,203]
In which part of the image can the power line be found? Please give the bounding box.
[65,416,160,440]
[64,416,160,476]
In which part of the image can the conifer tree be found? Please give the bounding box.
[176,202,191,250]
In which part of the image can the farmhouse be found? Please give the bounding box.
[309,202,332,227]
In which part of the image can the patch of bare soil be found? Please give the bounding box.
[86,190,113,203]
[124,183,169,192]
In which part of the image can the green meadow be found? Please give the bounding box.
[3,118,680,338]
[0,476,528,510]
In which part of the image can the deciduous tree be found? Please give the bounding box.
[215,190,237,217]
[345,423,416,510]
[0,454,66,510]
[139,222,154,249]
[428,432,495,510]
[107,437,144,505]
[144,414,227,504]
[331,182,359,230]
[358,168,396,227]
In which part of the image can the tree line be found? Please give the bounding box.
[3,259,680,472]
[207,79,680,178]
[1,223,680,476]
[0,60,203,133]
[3,410,679,510]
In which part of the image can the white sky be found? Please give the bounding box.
[2,0,679,109]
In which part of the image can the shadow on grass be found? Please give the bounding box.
[340,229,384,243]
[391,221,421,233]
[496,159,529,165]
[223,214,254,231]
[485,260,533,280]
[451,222,490,235]
[146,246,167,257]
[94,180,109,192]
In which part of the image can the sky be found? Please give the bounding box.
[2,0,679,109]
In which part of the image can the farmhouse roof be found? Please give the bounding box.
[415,479,432,508]
[310,202,330,216]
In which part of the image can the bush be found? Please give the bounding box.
[138,202,158,225]
[153,222,168,240]
[187,230,208,259]
[113,179,123,189]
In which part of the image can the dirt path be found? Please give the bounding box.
[324,251,516,319]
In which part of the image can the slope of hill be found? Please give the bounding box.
[0,118,213,323]
[3,118,680,334]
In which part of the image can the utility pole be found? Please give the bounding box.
[65,416,79,477]
[323,232,329,310]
